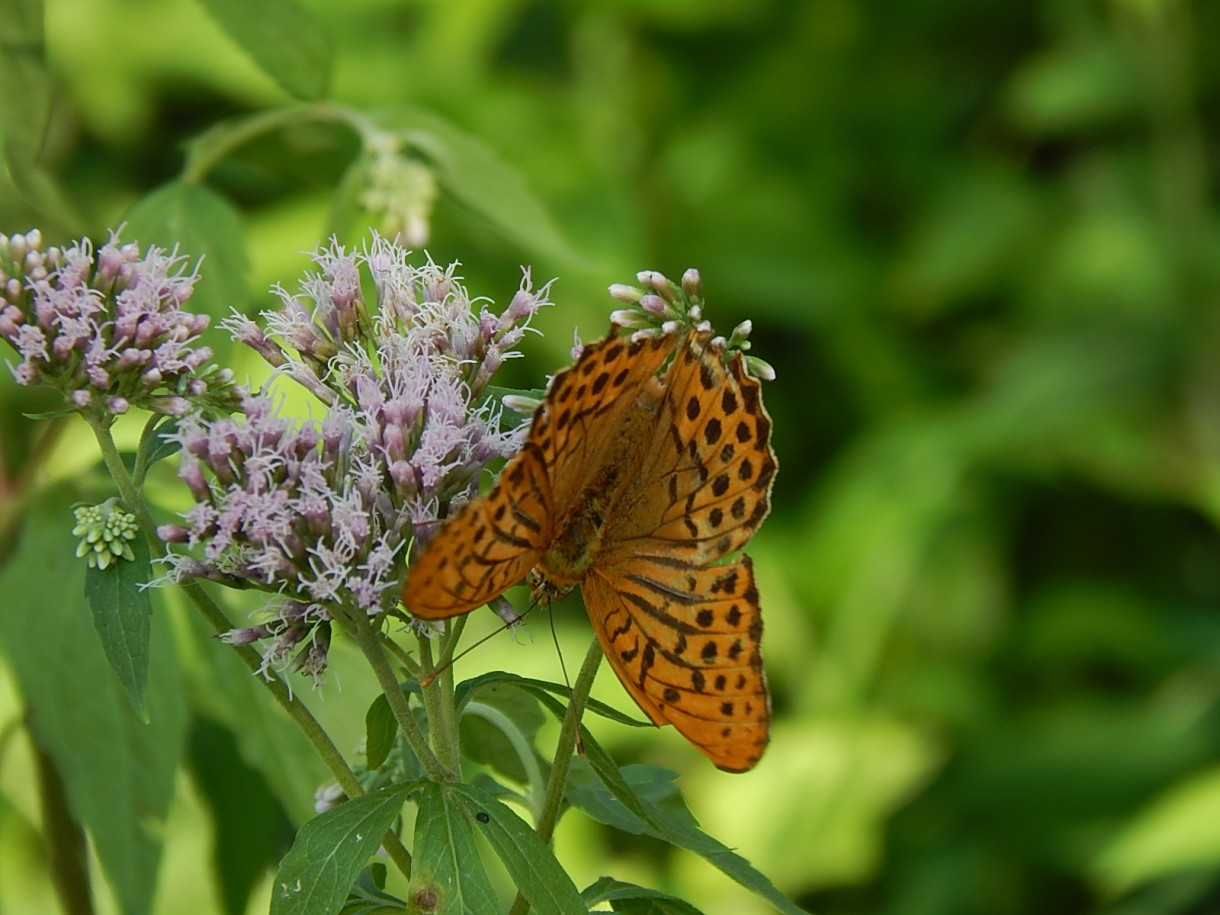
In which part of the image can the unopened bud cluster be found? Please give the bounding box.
[358,135,438,247]
[606,268,775,380]
[72,500,138,569]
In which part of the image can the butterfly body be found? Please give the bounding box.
[404,325,776,772]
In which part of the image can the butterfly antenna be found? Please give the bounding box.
[419,603,534,687]
[547,607,586,758]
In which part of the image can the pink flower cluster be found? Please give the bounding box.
[0,230,237,420]
[160,235,552,676]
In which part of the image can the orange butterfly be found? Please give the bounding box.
[403,322,776,772]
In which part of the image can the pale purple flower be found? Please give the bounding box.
[171,236,553,678]
[0,229,239,421]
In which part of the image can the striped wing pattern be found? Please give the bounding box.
[403,323,776,772]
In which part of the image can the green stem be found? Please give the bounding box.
[416,636,455,773]
[507,638,604,915]
[437,614,468,665]
[182,103,381,184]
[380,630,422,677]
[348,614,452,782]
[89,417,155,538]
[416,629,461,775]
[534,638,602,843]
[130,413,165,488]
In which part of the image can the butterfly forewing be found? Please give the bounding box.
[533,332,673,511]
[604,330,776,565]
[402,319,777,772]
[403,441,552,618]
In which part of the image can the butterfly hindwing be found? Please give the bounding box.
[404,320,776,772]
[583,554,769,773]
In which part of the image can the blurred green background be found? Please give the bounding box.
[3,0,1220,913]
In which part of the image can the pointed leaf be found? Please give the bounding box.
[364,693,396,771]
[582,876,706,915]
[378,108,584,264]
[271,783,415,915]
[565,761,698,836]
[527,688,808,915]
[84,532,153,717]
[456,671,650,728]
[141,416,183,472]
[580,731,808,915]
[197,0,332,100]
[408,781,498,914]
[340,864,405,913]
[0,484,186,915]
[446,782,584,915]
[460,684,546,785]
[189,716,296,915]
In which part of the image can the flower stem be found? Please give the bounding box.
[348,614,453,783]
[130,413,166,488]
[507,637,603,915]
[535,637,602,842]
[416,633,461,774]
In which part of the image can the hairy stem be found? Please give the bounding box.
[416,636,457,774]
[417,631,462,775]
[348,613,452,783]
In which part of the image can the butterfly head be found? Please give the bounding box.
[527,568,574,609]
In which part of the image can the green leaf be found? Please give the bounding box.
[446,782,585,915]
[122,181,249,322]
[377,108,585,264]
[456,671,651,729]
[140,416,183,472]
[340,865,404,913]
[565,761,699,837]
[582,876,706,915]
[84,532,153,718]
[0,153,83,232]
[196,0,332,100]
[363,685,430,777]
[0,0,52,174]
[525,687,807,915]
[0,484,186,915]
[271,783,415,915]
[579,732,807,915]
[22,407,79,420]
[460,684,546,786]
[1094,763,1220,895]
[407,781,499,914]
[364,694,397,771]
